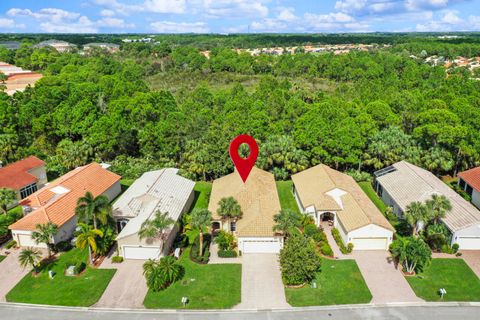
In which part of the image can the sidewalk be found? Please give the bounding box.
[321,222,348,259]
[208,243,243,264]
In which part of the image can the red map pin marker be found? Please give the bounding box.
[229,134,259,183]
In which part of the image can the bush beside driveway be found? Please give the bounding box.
[285,258,371,306]
[406,258,480,301]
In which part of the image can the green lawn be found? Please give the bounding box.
[0,255,5,263]
[7,206,23,216]
[276,180,300,214]
[143,248,241,309]
[358,181,387,213]
[189,182,212,212]
[6,248,116,306]
[285,258,372,306]
[406,259,480,301]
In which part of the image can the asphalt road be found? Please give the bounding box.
[1,303,480,320]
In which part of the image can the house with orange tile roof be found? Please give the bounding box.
[0,156,47,201]
[9,163,121,248]
[459,167,480,211]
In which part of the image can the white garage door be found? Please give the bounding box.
[123,246,161,260]
[17,234,42,247]
[457,237,480,250]
[351,237,388,250]
[242,239,282,253]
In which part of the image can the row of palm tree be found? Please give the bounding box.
[404,194,452,236]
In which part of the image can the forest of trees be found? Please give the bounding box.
[1,34,480,181]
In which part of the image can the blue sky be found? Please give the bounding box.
[0,0,479,33]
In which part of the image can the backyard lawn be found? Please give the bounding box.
[285,258,372,306]
[143,248,241,309]
[6,248,116,306]
[189,182,212,211]
[0,255,5,263]
[406,259,480,301]
[358,181,387,213]
[276,180,300,214]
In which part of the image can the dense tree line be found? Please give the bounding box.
[1,37,480,181]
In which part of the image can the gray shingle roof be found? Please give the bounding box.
[114,168,195,240]
[375,161,480,232]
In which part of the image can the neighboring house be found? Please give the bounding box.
[0,41,20,50]
[208,167,284,254]
[0,156,47,201]
[458,167,480,210]
[374,161,480,249]
[35,40,76,52]
[0,62,43,95]
[83,43,120,53]
[9,163,121,248]
[113,168,195,260]
[292,164,394,250]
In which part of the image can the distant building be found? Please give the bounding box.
[0,62,43,95]
[83,42,120,53]
[35,39,76,53]
[0,156,47,201]
[0,41,20,50]
[9,163,121,248]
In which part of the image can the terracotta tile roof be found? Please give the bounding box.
[459,167,480,192]
[292,164,394,233]
[208,167,281,237]
[0,156,45,190]
[9,163,121,231]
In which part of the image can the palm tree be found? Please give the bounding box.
[189,208,212,256]
[75,223,103,265]
[404,201,427,236]
[426,194,452,225]
[273,209,302,237]
[138,211,174,257]
[0,187,17,214]
[143,256,183,291]
[216,197,241,232]
[18,248,42,273]
[75,192,111,229]
[31,222,58,257]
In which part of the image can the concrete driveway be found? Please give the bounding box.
[234,254,290,309]
[95,258,148,309]
[352,251,422,303]
[0,248,40,301]
[461,251,480,278]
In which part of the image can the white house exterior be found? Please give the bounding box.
[9,163,121,248]
[113,169,195,260]
[458,167,480,210]
[208,167,284,254]
[292,164,395,250]
[374,161,480,250]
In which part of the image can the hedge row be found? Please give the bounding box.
[331,227,354,254]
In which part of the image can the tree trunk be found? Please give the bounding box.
[93,214,97,229]
[199,232,204,256]
[88,245,92,265]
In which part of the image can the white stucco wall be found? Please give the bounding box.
[472,189,480,210]
[293,186,305,212]
[103,181,122,202]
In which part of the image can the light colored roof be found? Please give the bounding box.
[115,168,195,240]
[208,167,281,237]
[9,163,121,231]
[0,156,45,190]
[375,161,480,232]
[37,40,75,46]
[84,43,119,48]
[292,164,394,233]
[459,167,480,192]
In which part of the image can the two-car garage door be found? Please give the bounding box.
[122,246,161,260]
[240,238,282,253]
[351,237,389,250]
[456,237,480,250]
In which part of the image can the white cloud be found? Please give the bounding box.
[0,18,25,29]
[201,0,269,19]
[277,7,297,22]
[40,16,97,33]
[98,17,134,28]
[143,0,186,14]
[251,19,288,32]
[150,21,208,33]
[100,9,116,17]
[441,10,462,24]
[8,7,80,22]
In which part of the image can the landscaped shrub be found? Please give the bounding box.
[190,234,211,264]
[215,230,236,250]
[303,224,318,237]
[331,228,353,254]
[218,249,238,258]
[312,231,327,243]
[346,170,372,182]
[280,235,321,286]
[452,243,459,253]
[143,256,184,292]
[320,243,334,257]
[111,256,124,263]
[74,261,86,275]
[55,241,72,252]
[5,240,16,249]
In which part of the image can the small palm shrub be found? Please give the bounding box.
[111,256,124,263]
[143,256,183,291]
[215,230,235,250]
